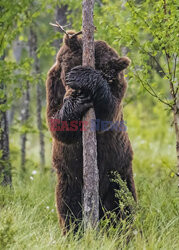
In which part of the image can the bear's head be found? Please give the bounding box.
[56,30,130,89]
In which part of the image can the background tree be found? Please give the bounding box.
[54,3,68,51]
[0,0,35,183]
[0,54,11,185]
[29,26,45,169]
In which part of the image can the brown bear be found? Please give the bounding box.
[46,31,137,231]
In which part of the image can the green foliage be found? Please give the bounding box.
[0,215,17,249]
[111,171,137,219]
[96,0,178,108]
[0,0,178,249]
[0,0,57,112]
[60,0,82,30]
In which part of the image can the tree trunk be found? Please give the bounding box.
[0,55,11,185]
[8,39,24,127]
[163,0,179,187]
[173,105,179,185]
[82,0,99,229]
[20,81,30,171]
[54,4,68,50]
[36,82,45,168]
[20,31,33,171]
[29,27,45,169]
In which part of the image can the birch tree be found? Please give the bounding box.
[29,27,45,168]
[20,83,30,171]
[20,30,32,171]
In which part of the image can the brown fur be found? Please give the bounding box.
[46,31,136,231]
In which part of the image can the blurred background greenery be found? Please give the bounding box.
[0,0,178,249]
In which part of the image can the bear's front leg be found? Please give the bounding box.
[51,91,92,143]
[66,66,116,121]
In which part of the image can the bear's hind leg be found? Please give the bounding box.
[56,178,82,233]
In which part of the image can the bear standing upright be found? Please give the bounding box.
[46,31,137,231]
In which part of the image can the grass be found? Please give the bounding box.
[0,102,179,250]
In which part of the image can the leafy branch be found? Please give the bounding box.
[134,69,173,109]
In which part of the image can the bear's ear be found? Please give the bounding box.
[117,57,131,70]
[108,57,131,72]
[63,30,82,51]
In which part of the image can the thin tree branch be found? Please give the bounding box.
[135,70,173,109]
[71,31,82,38]
[49,21,82,38]
[141,48,167,78]
[49,21,69,36]
[131,35,167,78]
[165,49,176,102]
[127,0,167,57]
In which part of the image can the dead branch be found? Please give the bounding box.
[70,31,82,38]
[49,21,82,38]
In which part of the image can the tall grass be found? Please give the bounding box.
[0,102,179,250]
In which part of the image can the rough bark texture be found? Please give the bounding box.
[29,27,45,168]
[0,55,11,185]
[82,0,99,229]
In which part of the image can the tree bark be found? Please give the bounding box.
[20,81,30,172]
[54,4,68,50]
[29,27,45,169]
[162,0,179,187]
[173,106,179,185]
[82,0,99,229]
[0,54,11,185]
[20,32,33,171]
[8,39,24,126]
